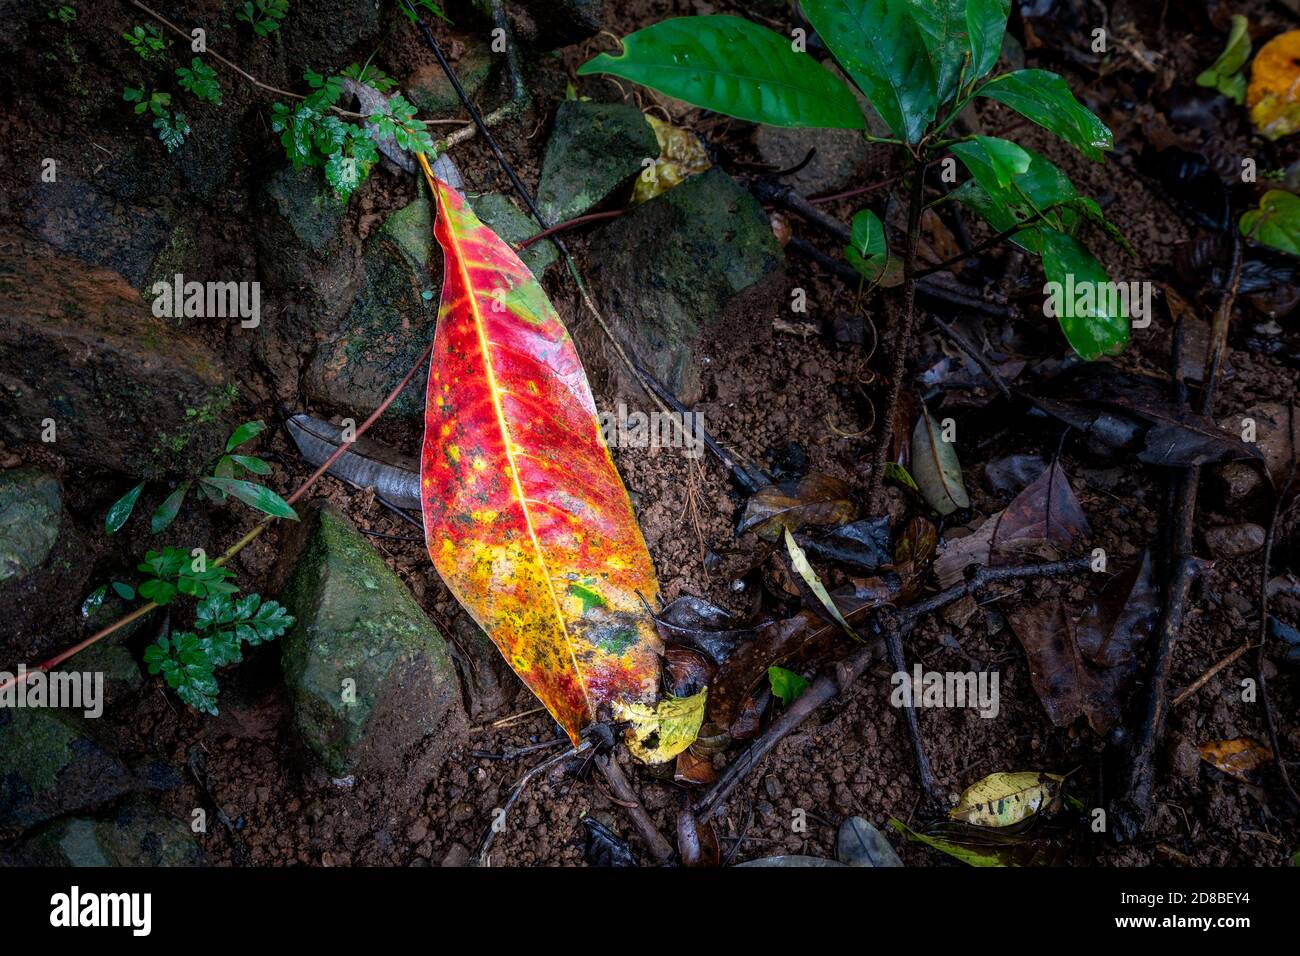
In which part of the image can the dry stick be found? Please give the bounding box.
[694,556,1093,821]
[1113,236,1245,841]
[518,210,626,249]
[867,161,926,514]
[595,754,675,864]
[1171,641,1253,708]
[0,340,436,697]
[127,0,460,124]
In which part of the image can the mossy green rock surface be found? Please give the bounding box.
[16,797,204,867]
[280,505,464,775]
[0,470,61,585]
[537,101,658,225]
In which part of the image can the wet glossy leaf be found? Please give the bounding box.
[911,404,969,515]
[105,482,145,534]
[582,817,636,867]
[845,208,900,285]
[966,0,1010,81]
[903,0,967,107]
[978,69,1113,160]
[419,171,662,747]
[950,771,1065,826]
[578,16,865,129]
[199,477,297,520]
[1039,228,1129,360]
[618,688,707,764]
[795,516,892,572]
[767,665,809,705]
[1241,189,1300,256]
[150,481,190,533]
[802,0,935,142]
[225,419,267,452]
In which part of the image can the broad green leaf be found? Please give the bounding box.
[978,69,1113,160]
[966,0,1011,81]
[1196,14,1251,105]
[889,818,1006,866]
[577,16,864,129]
[802,0,934,142]
[911,404,969,515]
[200,477,298,520]
[902,0,968,107]
[225,419,267,451]
[105,482,145,533]
[150,481,190,533]
[112,581,135,601]
[1039,228,1128,360]
[950,139,1079,252]
[1240,188,1300,255]
[973,134,1029,186]
[768,665,810,706]
[844,208,900,284]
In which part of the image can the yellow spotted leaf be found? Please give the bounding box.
[616,688,707,764]
[950,771,1065,827]
[1248,30,1300,140]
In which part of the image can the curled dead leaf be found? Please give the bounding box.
[616,688,707,764]
[1198,737,1272,781]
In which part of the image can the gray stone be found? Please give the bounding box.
[836,815,904,866]
[303,193,439,421]
[279,504,465,775]
[12,797,204,866]
[0,470,61,585]
[0,236,238,479]
[586,168,785,403]
[0,708,132,838]
[537,101,658,226]
[755,124,872,196]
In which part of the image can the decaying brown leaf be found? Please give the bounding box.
[738,473,857,541]
[1247,30,1300,140]
[911,404,970,515]
[950,772,1065,827]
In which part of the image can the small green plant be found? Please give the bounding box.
[236,0,289,38]
[176,57,222,104]
[105,420,297,536]
[398,0,451,26]
[122,86,170,117]
[47,3,76,23]
[579,2,1127,361]
[122,23,169,62]
[135,549,293,713]
[270,65,436,200]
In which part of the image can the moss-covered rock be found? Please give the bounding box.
[537,101,658,226]
[406,41,496,118]
[279,504,464,775]
[12,797,204,867]
[0,708,131,838]
[303,192,440,421]
[0,237,237,479]
[585,168,785,403]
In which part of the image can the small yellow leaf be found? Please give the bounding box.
[631,115,711,204]
[615,688,707,764]
[1248,30,1300,140]
[950,771,1064,827]
[1198,737,1272,781]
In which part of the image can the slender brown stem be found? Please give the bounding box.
[596,754,675,864]
[867,161,926,513]
[517,210,625,249]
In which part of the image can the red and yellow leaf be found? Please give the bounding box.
[417,158,662,745]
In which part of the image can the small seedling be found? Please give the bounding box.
[176,57,222,105]
[122,23,169,62]
[236,0,290,39]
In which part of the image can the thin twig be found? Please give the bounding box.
[595,754,675,864]
[477,741,590,866]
